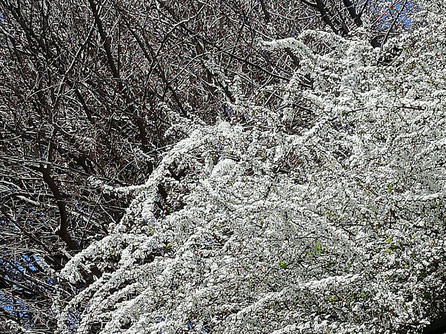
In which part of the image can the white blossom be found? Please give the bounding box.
[56,6,446,333]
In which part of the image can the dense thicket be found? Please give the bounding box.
[56,1,446,334]
[0,0,424,333]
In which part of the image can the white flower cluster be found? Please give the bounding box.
[57,7,446,334]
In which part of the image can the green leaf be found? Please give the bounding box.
[315,241,322,254]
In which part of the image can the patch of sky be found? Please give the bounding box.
[372,0,414,30]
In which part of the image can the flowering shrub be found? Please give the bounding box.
[56,4,446,333]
